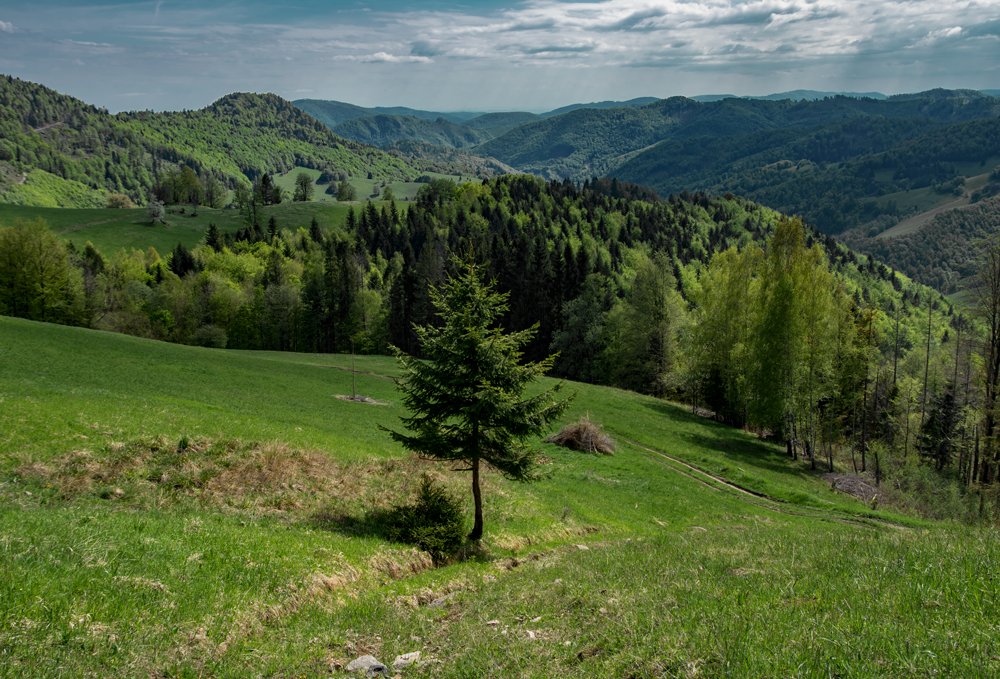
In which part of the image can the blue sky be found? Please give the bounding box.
[1,0,998,113]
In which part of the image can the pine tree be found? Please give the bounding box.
[383,252,572,541]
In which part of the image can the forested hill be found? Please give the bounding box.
[614,116,1000,236]
[0,75,420,207]
[4,173,942,407]
[330,114,498,149]
[477,94,1000,181]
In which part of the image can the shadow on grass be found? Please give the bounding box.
[310,508,395,540]
[638,400,816,479]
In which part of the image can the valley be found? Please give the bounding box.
[3,74,1000,678]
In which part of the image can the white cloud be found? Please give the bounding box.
[0,20,15,33]
[333,52,433,64]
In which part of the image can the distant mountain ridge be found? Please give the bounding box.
[692,91,888,102]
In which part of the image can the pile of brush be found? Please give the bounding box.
[544,416,617,455]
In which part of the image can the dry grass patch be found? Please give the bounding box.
[544,417,617,455]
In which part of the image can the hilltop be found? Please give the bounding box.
[0,76,423,208]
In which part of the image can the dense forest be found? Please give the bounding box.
[842,192,1000,294]
[0,76,424,207]
[615,117,1000,236]
[7,173,997,501]
[475,94,1000,181]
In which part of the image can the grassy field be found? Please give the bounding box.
[2,316,999,677]
[0,198,411,257]
[875,169,998,240]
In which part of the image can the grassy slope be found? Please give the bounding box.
[2,317,998,677]
[0,196,417,256]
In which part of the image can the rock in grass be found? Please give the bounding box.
[392,651,421,669]
[346,655,389,676]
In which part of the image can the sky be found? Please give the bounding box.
[0,0,998,113]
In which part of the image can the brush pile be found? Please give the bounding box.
[544,417,617,455]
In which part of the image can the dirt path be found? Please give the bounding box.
[623,437,907,529]
[32,121,64,133]
[17,172,26,185]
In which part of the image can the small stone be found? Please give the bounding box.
[392,651,421,669]
[24,491,32,497]
[530,616,542,623]
[486,620,499,626]
[527,631,536,640]
[346,655,389,676]
[113,488,124,497]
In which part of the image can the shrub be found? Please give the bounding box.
[106,193,135,209]
[145,199,165,223]
[385,474,465,565]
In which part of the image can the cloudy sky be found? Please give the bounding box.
[1,0,998,113]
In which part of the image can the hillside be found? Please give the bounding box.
[293,98,481,127]
[841,194,1000,294]
[477,94,1000,181]
[463,111,543,129]
[0,76,422,207]
[331,114,498,148]
[612,113,1000,236]
[5,315,999,677]
[381,140,519,177]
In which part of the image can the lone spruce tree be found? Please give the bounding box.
[384,253,572,541]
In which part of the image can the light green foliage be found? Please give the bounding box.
[336,179,358,201]
[293,171,315,202]
[0,218,82,323]
[602,251,686,396]
[691,218,858,453]
[0,169,108,208]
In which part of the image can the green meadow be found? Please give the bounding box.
[2,315,999,677]
[0,197,409,257]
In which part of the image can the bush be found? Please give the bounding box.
[385,474,465,564]
[106,193,135,209]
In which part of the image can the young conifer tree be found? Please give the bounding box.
[383,252,572,540]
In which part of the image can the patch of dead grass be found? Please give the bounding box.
[544,417,617,455]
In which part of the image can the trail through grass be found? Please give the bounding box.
[2,316,997,677]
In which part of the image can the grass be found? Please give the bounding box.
[2,315,999,677]
[874,168,999,240]
[0,199,412,257]
[0,169,108,209]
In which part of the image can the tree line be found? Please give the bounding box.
[4,173,999,519]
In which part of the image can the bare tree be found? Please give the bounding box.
[969,233,1000,482]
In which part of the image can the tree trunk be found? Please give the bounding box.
[469,456,483,541]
